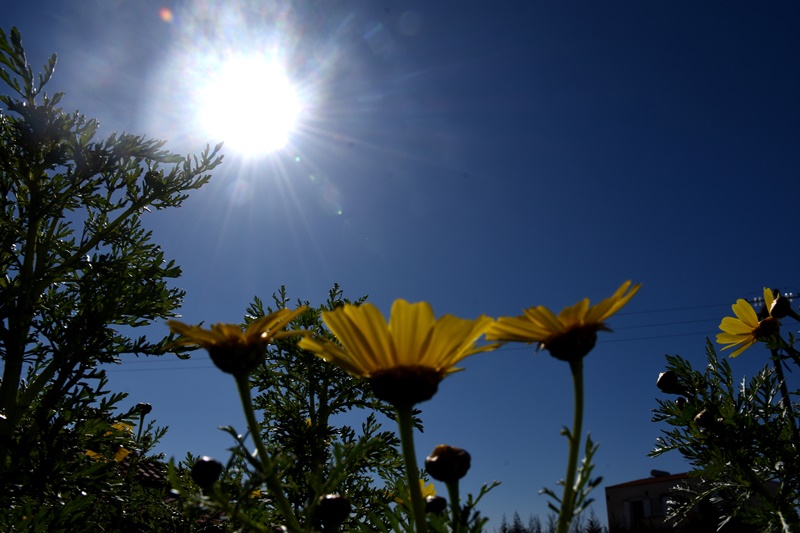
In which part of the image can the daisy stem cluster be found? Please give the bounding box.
[169,283,640,532]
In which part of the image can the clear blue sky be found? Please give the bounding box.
[8,0,799,527]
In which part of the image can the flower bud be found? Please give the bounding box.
[425,445,471,483]
[191,456,223,489]
[675,397,687,411]
[316,494,351,530]
[693,409,716,429]
[136,402,153,415]
[656,371,684,395]
[769,294,795,320]
[425,495,447,514]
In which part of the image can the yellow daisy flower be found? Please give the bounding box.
[167,307,308,375]
[297,299,498,407]
[487,281,641,362]
[717,288,780,358]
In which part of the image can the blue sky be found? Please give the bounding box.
[7,0,800,527]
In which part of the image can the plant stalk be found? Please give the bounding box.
[446,480,462,533]
[556,359,584,533]
[396,406,428,533]
[235,373,303,533]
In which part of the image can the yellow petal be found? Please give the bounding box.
[731,299,758,328]
[322,308,375,365]
[486,316,545,343]
[716,332,748,343]
[245,314,274,337]
[728,339,756,358]
[424,315,490,368]
[525,306,564,334]
[421,480,436,498]
[586,281,641,323]
[349,304,392,365]
[256,306,308,341]
[389,300,436,367]
[763,287,775,314]
[719,316,753,335]
[166,321,224,347]
[558,299,589,328]
[298,336,365,376]
[212,324,244,338]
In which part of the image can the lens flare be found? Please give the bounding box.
[159,7,174,23]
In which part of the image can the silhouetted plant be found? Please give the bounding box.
[0,25,221,530]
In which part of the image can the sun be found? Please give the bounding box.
[196,53,301,157]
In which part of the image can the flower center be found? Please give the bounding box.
[207,338,267,376]
[367,366,443,408]
[543,325,599,362]
[753,317,780,340]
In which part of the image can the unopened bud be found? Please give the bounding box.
[657,371,684,395]
[770,294,795,320]
[316,494,351,530]
[425,495,447,514]
[425,445,471,483]
[191,456,223,489]
[675,397,687,410]
[694,409,716,429]
[137,402,152,415]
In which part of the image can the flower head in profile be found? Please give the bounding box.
[717,288,780,358]
[167,307,307,376]
[297,300,498,407]
[486,281,641,362]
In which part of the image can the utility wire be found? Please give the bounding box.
[104,294,797,373]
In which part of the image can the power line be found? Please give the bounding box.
[102,294,797,373]
[618,302,730,315]
[105,364,215,373]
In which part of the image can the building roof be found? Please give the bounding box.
[605,472,689,490]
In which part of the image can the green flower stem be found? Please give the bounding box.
[396,406,428,533]
[556,359,584,533]
[446,481,461,533]
[235,373,302,533]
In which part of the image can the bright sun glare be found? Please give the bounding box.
[197,54,300,157]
